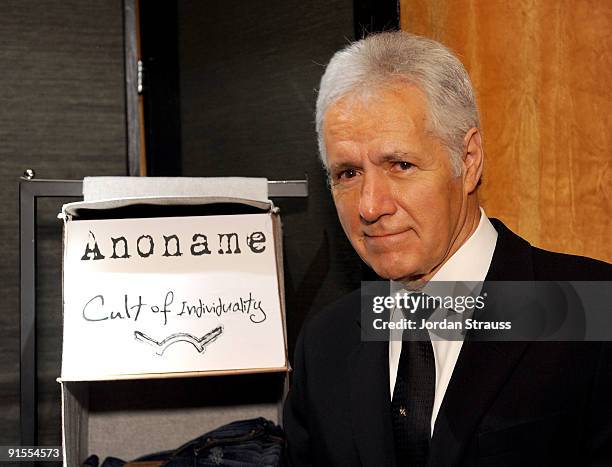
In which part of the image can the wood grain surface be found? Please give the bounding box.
[401,0,611,262]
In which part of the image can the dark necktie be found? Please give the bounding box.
[391,294,436,467]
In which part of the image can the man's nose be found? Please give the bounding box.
[359,171,396,224]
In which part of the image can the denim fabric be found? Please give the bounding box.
[101,457,127,467]
[82,455,100,467]
[160,417,284,466]
[82,418,284,467]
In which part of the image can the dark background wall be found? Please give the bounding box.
[173,0,360,353]
[0,0,127,445]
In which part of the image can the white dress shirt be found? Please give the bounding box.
[388,209,498,435]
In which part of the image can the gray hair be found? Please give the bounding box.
[316,31,480,175]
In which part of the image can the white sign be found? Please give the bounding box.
[61,213,286,380]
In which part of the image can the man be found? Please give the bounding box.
[283,31,612,466]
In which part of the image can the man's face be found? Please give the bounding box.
[323,83,469,282]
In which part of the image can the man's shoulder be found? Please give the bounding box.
[531,247,612,280]
[489,217,612,281]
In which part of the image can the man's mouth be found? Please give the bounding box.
[364,229,409,239]
[363,230,411,243]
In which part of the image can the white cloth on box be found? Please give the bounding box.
[82,176,269,204]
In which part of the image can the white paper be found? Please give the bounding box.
[61,213,286,380]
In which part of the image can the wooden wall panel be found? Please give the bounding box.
[400,0,611,262]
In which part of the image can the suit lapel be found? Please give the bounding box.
[348,337,396,466]
[428,218,534,466]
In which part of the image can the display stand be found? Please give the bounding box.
[19,175,308,465]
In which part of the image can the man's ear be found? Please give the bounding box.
[462,128,484,193]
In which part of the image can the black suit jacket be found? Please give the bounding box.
[283,219,612,466]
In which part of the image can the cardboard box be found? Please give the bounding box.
[58,196,288,465]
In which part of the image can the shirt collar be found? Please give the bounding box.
[428,208,498,283]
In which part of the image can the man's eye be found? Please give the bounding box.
[338,168,357,180]
[393,161,413,171]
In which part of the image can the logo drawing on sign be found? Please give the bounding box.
[134,326,224,356]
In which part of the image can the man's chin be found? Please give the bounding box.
[369,264,424,283]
